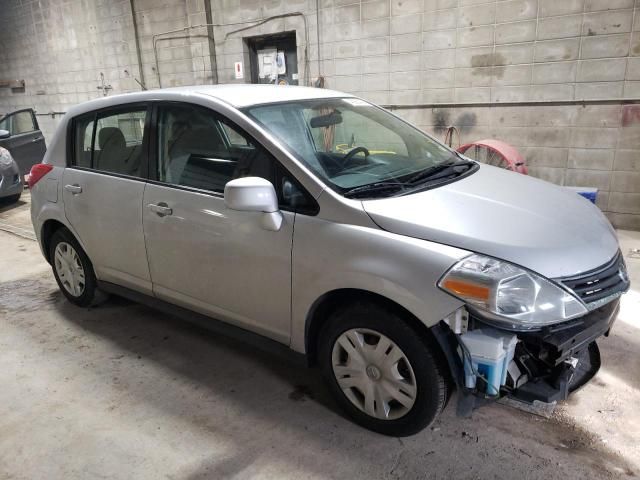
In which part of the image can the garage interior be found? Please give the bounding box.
[1,0,640,479]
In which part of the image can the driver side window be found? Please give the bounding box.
[155,103,317,214]
[156,104,272,193]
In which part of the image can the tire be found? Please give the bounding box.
[318,302,448,436]
[1,193,20,204]
[49,227,98,307]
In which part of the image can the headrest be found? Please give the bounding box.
[98,127,126,150]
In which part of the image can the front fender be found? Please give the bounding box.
[290,215,469,353]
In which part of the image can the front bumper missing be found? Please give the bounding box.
[432,298,620,416]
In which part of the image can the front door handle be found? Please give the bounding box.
[64,184,82,194]
[147,202,173,217]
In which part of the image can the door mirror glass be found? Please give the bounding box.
[0,129,9,140]
[224,177,279,213]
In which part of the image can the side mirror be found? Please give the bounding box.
[0,130,10,140]
[224,177,282,231]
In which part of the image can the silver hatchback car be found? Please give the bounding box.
[30,85,629,436]
[0,146,23,203]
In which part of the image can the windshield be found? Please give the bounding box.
[244,98,475,198]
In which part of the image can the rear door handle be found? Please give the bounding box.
[147,202,173,217]
[32,136,43,143]
[64,184,82,194]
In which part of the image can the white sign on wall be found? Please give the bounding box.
[257,48,277,79]
[234,62,243,79]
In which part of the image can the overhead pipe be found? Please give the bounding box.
[383,99,640,110]
[128,0,147,90]
[152,12,311,88]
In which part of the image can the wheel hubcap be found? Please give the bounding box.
[54,242,85,297]
[332,328,417,420]
[366,365,381,380]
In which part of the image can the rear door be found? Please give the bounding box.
[62,105,152,294]
[0,109,46,177]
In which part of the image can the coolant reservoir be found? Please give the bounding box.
[460,328,518,396]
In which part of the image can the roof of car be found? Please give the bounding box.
[66,84,352,117]
[174,84,352,107]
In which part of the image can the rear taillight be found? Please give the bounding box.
[28,163,53,189]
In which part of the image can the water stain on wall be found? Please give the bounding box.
[431,109,477,134]
[432,108,450,133]
[456,112,477,133]
[470,53,507,78]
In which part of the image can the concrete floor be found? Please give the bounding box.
[1,193,639,480]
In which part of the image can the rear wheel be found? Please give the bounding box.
[318,303,447,436]
[49,228,98,307]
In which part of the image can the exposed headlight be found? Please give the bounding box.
[438,254,588,330]
[0,147,13,167]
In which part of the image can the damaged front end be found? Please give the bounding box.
[433,253,629,416]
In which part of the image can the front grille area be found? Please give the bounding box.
[560,253,629,305]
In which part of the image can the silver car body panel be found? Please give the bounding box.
[362,164,619,279]
[30,85,621,356]
[0,155,22,199]
[61,169,152,294]
[290,213,469,352]
[143,183,295,343]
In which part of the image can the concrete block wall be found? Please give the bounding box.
[390,103,640,229]
[0,0,140,137]
[0,0,639,228]
[0,0,213,138]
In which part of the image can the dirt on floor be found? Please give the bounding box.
[0,194,639,480]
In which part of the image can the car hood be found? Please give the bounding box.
[362,164,619,279]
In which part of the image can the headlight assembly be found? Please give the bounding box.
[438,254,587,330]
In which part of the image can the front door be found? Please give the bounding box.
[0,109,47,177]
[142,103,294,342]
[63,106,152,294]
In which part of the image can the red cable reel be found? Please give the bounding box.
[456,139,528,175]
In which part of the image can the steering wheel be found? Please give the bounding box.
[342,146,370,168]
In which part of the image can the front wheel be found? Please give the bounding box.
[49,228,98,307]
[318,303,448,436]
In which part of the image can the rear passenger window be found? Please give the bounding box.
[94,110,146,176]
[71,107,148,177]
[156,104,273,193]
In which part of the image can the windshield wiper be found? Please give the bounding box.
[405,159,474,185]
[343,181,408,199]
[343,158,476,199]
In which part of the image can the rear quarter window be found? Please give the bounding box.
[73,114,94,168]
